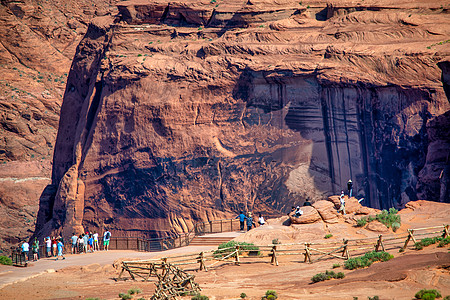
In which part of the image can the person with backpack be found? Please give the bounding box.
[103,230,111,251]
[56,238,65,260]
[347,179,353,198]
[246,212,255,231]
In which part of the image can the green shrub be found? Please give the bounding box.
[324,234,333,239]
[272,239,280,244]
[368,297,379,300]
[311,270,345,283]
[214,241,259,257]
[356,218,367,227]
[240,292,247,298]
[0,256,12,265]
[262,290,278,300]
[415,289,442,300]
[415,237,450,250]
[119,293,132,300]
[375,208,401,229]
[438,237,450,247]
[443,296,450,300]
[332,263,340,269]
[344,251,393,270]
[128,288,141,295]
[192,294,209,300]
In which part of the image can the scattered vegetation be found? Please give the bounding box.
[355,208,401,231]
[368,296,379,300]
[311,270,345,283]
[261,290,278,300]
[272,238,280,244]
[427,39,450,49]
[344,251,393,270]
[214,241,260,257]
[415,289,442,300]
[0,256,12,265]
[240,292,247,298]
[356,218,367,227]
[415,237,450,250]
[118,288,141,300]
[324,234,333,239]
[332,263,341,269]
[192,294,209,300]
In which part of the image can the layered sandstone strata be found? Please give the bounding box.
[35,0,450,239]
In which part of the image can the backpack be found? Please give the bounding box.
[105,232,110,239]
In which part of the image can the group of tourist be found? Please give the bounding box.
[18,230,112,262]
[70,230,112,255]
[236,211,266,231]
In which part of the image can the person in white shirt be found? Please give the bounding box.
[93,232,99,251]
[258,214,265,226]
[338,190,346,215]
[21,241,30,261]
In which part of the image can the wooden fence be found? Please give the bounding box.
[118,224,449,279]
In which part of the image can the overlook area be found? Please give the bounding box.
[0,0,449,256]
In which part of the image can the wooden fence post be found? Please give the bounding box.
[342,239,349,259]
[198,252,207,271]
[270,245,278,266]
[304,243,311,263]
[375,235,384,252]
[401,229,416,251]
[235,245,240,265]
[443,225,449,238]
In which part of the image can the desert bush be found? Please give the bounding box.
[214,241,259,257]
[415,237,450,250]
[240,292,247,298]
[356,218,367,227]
[443,296,450,300]
[415,289,442,300]
[332,263,340,269]
[192,294,209,300]
[271,239,280,244]
[0,256,12,265]
[368,296,379,300]
[119,293,132,300]
[375,208,401,229]
[261,290,278,300]
[344,251,393,270]
[128,288,141,295]
[311,270,345,283]
[324,234,333,239]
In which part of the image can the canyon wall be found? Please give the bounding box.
[35,0,450,239]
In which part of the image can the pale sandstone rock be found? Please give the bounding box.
[365,221,389,233]
[289,206,321,224]
[313,200,340,224]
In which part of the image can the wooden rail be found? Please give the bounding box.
[117,224,449,280]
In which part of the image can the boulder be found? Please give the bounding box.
[365,221,389,233]
[313,200,340,223]
[289,206,321,224]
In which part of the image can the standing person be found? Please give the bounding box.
[347,179,353,198]
[71,233,78,254]
[303,198,312,206]
[88,235,94,252]
[45,237,52,257]
[78,235,84,254]
[52,237,57,257]
[56,239,65,260]
[258,213,265,226]
[31,238,39,261]
[236,211,247,231]
[103,230,111,251]
[21,241,30,261]
[246,212,254,231]
[93,231,99,251]
[83,233,89,253]
[338,190,346,215]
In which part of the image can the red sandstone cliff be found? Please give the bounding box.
[33,0,450,240]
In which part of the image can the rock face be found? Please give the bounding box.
[35,0,450,238]
[0,0,122,253]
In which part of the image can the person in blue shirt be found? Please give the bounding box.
[56,239,65,260]
[236,211,247,231]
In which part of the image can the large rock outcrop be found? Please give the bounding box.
[35,0,450,239]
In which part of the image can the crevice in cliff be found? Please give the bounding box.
[217,160,224,209]
[320,87,336,194]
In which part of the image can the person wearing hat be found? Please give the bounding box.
[347,179,353,198]
[246,212,254,231]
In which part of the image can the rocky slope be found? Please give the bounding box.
[0,0,120,253]
[34,0,450,240]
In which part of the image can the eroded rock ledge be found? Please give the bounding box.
[35,0,450,239]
